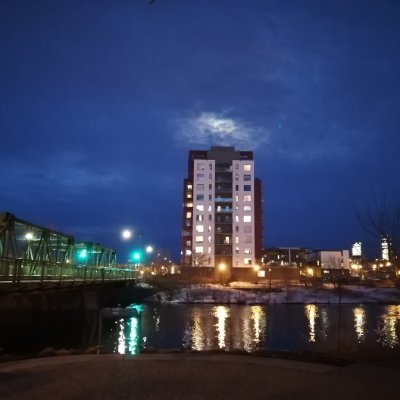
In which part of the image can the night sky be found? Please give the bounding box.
[1,0,400,261]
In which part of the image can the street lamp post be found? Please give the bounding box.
[253,264,260,284]
[218,263,226,285]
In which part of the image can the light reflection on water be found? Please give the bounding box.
[377,305,400,348]
[305,304,318,342]
[353,307,366,343]
[114,316,141,355]
[105,304,400,355]
[213,305,229,349]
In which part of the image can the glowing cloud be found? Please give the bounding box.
[176,112,267,149]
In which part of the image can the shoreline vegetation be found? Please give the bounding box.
[143,282,400,305]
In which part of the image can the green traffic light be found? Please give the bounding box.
[79,249,88,259]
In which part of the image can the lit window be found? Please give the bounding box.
[208,205,212,212]
[235,174,239,181]
[208,235,212,243]
[235,205,239,211]
[197,173,204,179]
[187,193,192,199]
[195,246,204,254]
[187,184,192,190]
[235,237,239,244]
[244,258,252,265]
[196,194,204,201]
[244,205,251,212]
[243,225,251,233]
[244,175,251,181]
[235,215,239,223]
[196,225,204,233]
[195,236,203,243]
[185,249,192,256]
[225,236,230,244]
[235,247,240,254]
[196,184,204,190]
[243,195,251,202]
[244,164,251,172]
[197,164,205,171]
[186,202,193,207]
[235,195,239,202]
[186,212,192,218]
[244,248,252,254]
[196,215,203,222]
[208,226,212,233]
[244,185,251,191]
[196,205,204,212]
[243,216,251,223]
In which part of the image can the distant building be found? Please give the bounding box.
[261,247,307,267]
[181,146,263,279]
[351,242,362,258]
[306,250,350,270]
[381,235,393,261]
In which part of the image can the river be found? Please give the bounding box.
[100,303,400,355]
[1,304,400,355]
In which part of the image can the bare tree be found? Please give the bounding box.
[192,253,211,266]
[357,193,400,259]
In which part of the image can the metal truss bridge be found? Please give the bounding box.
[0,212,135,283]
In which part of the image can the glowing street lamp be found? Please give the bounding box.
[121,229,133,240]
[25,232,33,240]
[145,245,154,254]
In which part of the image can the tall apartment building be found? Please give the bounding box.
[181,146,262,279]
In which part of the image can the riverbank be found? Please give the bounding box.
[145,283,400,304]
[0,353,397,399]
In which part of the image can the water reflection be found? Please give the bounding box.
[192,310,205,351]
[378,305,400,348]
[213,305,229,349]
[353,307,366,343]
[182,305,266,352]
[252,306,266,345]
[305,304,318,342]
[114,316,141,355]
[104,304,400,355]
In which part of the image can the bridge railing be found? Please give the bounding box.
[0,257,137,283]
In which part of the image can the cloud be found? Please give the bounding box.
[176,112,267,150]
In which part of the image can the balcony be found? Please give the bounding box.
[214,176,232,183]
[215,197,233,203]
[215,207,233,213]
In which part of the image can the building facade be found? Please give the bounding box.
[181,146,262,278]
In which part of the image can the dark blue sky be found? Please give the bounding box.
[1,0,400,261]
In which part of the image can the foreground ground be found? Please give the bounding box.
[0,353,398,399]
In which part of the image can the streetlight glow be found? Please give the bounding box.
[146,245,154,254]
[218,263,226,271]
[121,229,133,240]
[25,232,33,240]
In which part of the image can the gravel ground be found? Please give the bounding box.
[0,354,398,399]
